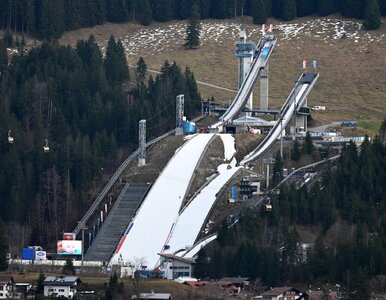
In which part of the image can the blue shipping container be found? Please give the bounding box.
[183,121,197,134]
[341,121,357,127]
[22,248,35,260]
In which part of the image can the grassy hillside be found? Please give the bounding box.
[59,16,386,135]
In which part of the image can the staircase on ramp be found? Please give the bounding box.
[85,183,151,262]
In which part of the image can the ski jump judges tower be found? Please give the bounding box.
[235,25,272,112]
[236,30,254,113]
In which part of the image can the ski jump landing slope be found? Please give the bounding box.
[110,134,215,268]
[164,134,240,258]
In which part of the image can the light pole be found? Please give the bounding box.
[293,81,298,141]
[77,221,87,273]
[263,157,275,190]
[280,117,283,159]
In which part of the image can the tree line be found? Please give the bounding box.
[0,33,202,253]
[195,120,386,299]
[0,0,385,40]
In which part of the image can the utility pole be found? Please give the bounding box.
[293,81,298,141]
[280,117,283,159]
[77,221,87,273]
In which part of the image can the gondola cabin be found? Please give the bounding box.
[43,139,49,153]
[265,203,272,212]
[7,130,14,144]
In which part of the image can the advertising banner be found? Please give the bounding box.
[57,240,82,255]
[22,248,35,260]
[35,250,47,260]
[63,232,76,240]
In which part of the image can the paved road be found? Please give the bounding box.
[309,121,341,132]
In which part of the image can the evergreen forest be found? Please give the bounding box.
[195,121,386,299]
[0,0,386,40]
[0,34,202,253]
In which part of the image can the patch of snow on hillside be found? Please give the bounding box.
[274,18,383,51]
[99,17,384,59]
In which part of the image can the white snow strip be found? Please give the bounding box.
[217,134,236,161]
[110,134,214,268]
[165,159,240,256]
[181,234,218,258]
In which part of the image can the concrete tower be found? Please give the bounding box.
[235,30,255,113]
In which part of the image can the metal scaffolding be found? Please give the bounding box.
[175,94,184,135]
[260,62,269,110]
[138,119,146,166]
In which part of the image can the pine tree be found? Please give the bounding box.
[136,57,147,83]
[176,0,189,19]
[37,0,65,39]
[140,0,152,25]
[291,140,301,161]
[62,258,76,275]
[297,0,316,16]
[363,0,381,30]
[151,0,173,22]
[104,36,129,85]
[0,40,7,74]
[212,0,229,18]
[379,118,386,144]
[194,248,209,278]
[303,131,314,154]
[379,0,386,15]
[106,272,119,300]
[0,220,8,271]
[252,0,267,24]
[264,0,273,16]
[317,0,337,16]
[281,0,297,20]
[36,273,46,295]
[341,0,365,18]
[64,0,82,30]
[271,0,282,17]
[200,0,211,18]
[272,151,283,187]
[106,0,129,22]
[184,2,201,49]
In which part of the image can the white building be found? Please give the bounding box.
[43,276,79,299]
[158,254,195,280]
[0,275,14,299]
[261,287,305,300]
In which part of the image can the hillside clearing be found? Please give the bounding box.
[59,16,386,134]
